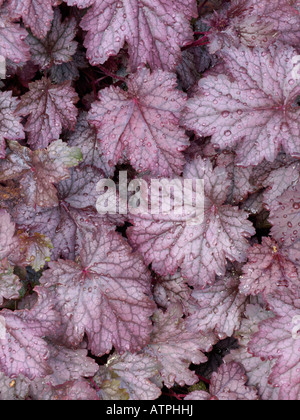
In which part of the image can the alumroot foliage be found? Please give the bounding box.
[0,0,299,400]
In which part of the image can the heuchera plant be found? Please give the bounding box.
[0,0,299,401]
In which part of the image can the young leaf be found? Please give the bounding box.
[184,361,259,400]
[96,352,161,400]
[239,237,299,297]
[68,112,115,177]
[0,261,21,305]
[0,140,83,208]
[153,270,194,315]
[14,232,53,272]
[26,8,78,71]
[144,303,216,388]
[16,77,79,150]
[187,266,248,339]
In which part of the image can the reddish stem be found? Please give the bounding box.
[196,374,211,385]
[97,64,126,83]
[162,389,187,400]
[88,377,100,392]
[181,36,210,51]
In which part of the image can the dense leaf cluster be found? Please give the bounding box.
[0,0,299,400]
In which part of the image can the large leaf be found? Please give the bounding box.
[40,225,154,355]
[88,67,189,177]
[128,157,255,287]
[65,0,197,71]
[182,43,300,166]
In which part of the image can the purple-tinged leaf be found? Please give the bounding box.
[0,140,83,208]
[224,303,279,400]
[65,0,197,71]
[0,287,60,380]
[261,160,300,206]
[0,341,98,399]
[239,237,299,297]
[95,352,162,400]
[26,8,78,71]
[0,372,29,400]
[128,157,255,287]
[0,209,17,260]
[0,91,25,159]
[182,43,300,166]
[88,68,189,177]
[205,0,300,53]
[144,303,216,388]
[7,0,60,39]
[39,379,100,400]
[153,270,194,315]
[12,166,107,260]
[16,77,79,149]
[185,362,259,400]
[40,225,154,355]
[216,151,255,204]
[0,6,30,64]
[187,267,248,339]
[269,181,300,267]
[68,112,115,177]
[0,260,21,305]
[249,289,300,399]
[49,49,87,84]
[13,232,53,272]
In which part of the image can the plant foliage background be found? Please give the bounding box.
[0,0,299,400]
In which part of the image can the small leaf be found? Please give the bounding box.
[16,77,79,150]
